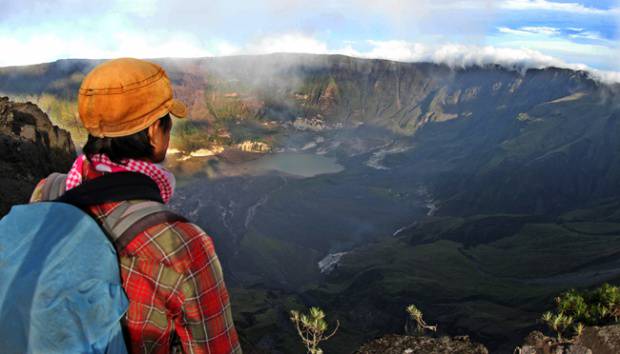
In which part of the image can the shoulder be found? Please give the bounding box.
[29,173,68,203]
[29,178,47,203]
[122,218,217,274]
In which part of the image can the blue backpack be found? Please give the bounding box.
[0,172,185,354]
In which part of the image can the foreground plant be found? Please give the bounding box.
[541,311,573,341]
[406,304,437,334]
[556,284,620,325]
[290,307,339,354]
[573,322,585,338]
[540,283,620,341]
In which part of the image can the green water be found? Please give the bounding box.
[247,152,344,177]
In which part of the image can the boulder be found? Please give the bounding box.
[0,97,75,216]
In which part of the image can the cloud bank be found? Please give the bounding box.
[235,34,620,84]
[0,0,617,83]
[2,30,618,84]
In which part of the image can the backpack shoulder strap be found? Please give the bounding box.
[100,201,188,251]
[45,171,186,252]
[40,173,68,201]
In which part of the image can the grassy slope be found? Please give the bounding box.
[307,208,620,353]
[226,204,620,354]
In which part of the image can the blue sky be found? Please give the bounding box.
[1,0,618,80]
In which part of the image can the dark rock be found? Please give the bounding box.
[0,97,75,216]
[577,324,620,354]
[354,334,489,354]
[518,341,592,354]
[517,325,620,354]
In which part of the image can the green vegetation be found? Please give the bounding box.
[406,304,437,335]
[169,120,223,152]
[555,284,620,325]
[205,95,248,120]
[290,307,339,354]
[540,311,574,341]
[541,284,620,340]
[303,209,620,353]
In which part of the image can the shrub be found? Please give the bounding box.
[406,304,437,335]
[542,283,620,341]
[555,284,620,325]
[541,311,573,341]
[290,307,339,354]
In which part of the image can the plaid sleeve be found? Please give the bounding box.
[175,223,242,354]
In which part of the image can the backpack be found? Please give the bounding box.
[0,172,186,354]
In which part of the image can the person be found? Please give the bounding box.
[29,58,242,354]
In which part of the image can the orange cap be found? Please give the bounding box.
[78,58,187,138]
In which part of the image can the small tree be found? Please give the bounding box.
[290,307,339,354]
[406,304,437,334]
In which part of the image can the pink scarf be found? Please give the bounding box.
[66,154,176,204]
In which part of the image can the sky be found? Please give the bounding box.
[1,0,618,81]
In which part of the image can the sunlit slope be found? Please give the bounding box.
[0,54,603,150]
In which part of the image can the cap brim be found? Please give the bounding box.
[169,98,187,118]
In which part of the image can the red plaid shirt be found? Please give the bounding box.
[31,170,242,354]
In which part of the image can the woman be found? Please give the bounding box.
[30,58,241,354]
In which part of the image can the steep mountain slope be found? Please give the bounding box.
[0,54,600,146]
[2,54,615,216]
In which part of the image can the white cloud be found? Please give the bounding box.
[498,26,609,42]
[238,33,620,83]
[364,40,427,61]
[520,26,561,36]
[245,34,330,55]
[0,29,213,67]
[211,41,241,56]
[496,38,616,58]
[588,69,620,84]
[360,41,567,70]
[111,32,213,59]
[492,25,618,72]
[498,26,561,36]
[500,0,618,15]
[498,27,530,36]
[569,31,605,40]
[2,28,618,84]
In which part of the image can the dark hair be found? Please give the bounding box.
[82,114,172,164]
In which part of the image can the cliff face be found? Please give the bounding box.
[0,97,76,216]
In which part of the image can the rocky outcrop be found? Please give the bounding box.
[236,140,271,153]
[518,325,620,354]
[355,334,488,354]
[518,331,591,354]
[0,97,75,216]
[578,324,620,354]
